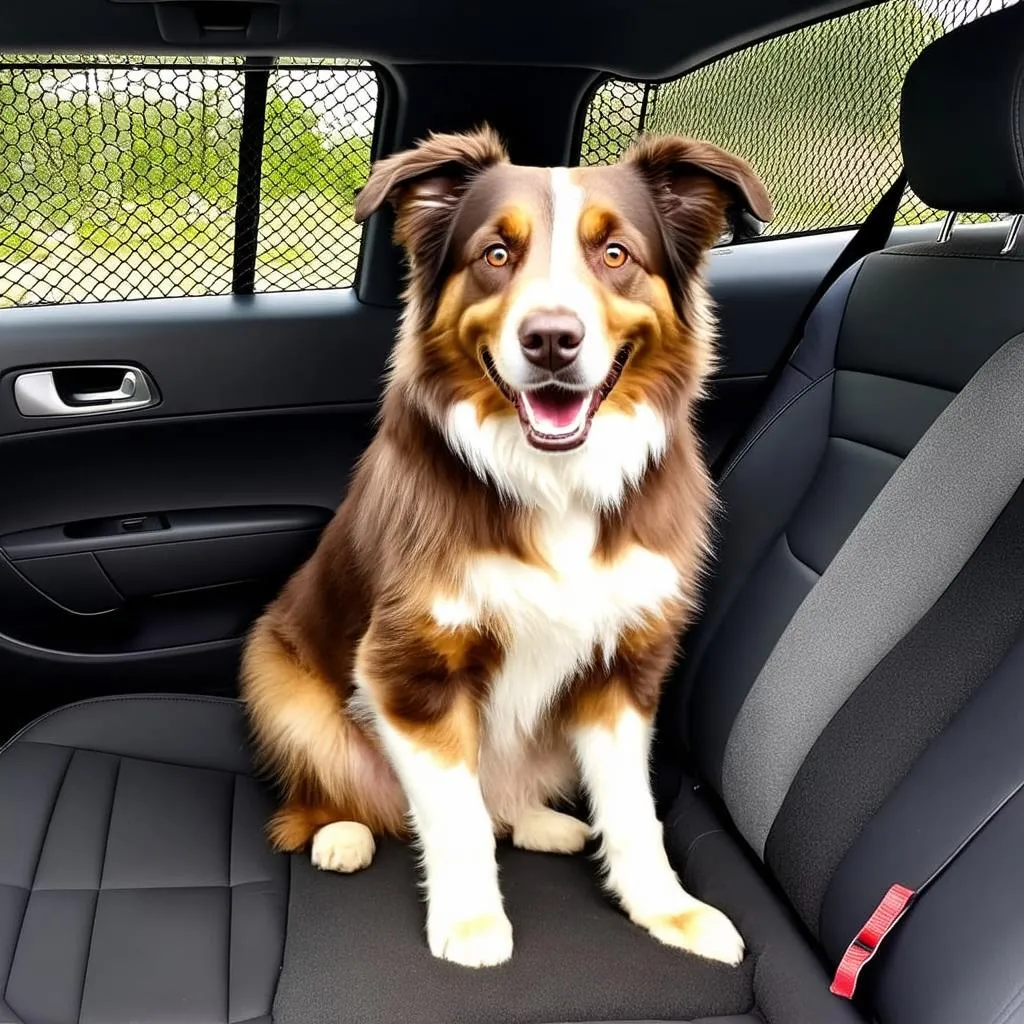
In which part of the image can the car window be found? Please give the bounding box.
[0,55,378,307]
[579,0,1018,239]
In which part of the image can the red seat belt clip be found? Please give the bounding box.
[830,883,916,999]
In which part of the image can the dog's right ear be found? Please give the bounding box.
[354,126,508,270]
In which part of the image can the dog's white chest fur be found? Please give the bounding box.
[433,506,679,749]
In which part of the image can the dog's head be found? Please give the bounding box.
[356,126,771,496]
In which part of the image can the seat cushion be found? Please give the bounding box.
[274,839,755,1024]
[272,789,864,1024]
[0,695,851,1024]
[0,695,288,1024]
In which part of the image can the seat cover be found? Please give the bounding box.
[0,695,288,1024]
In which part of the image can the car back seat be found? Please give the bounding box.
[3,7,1024,1023]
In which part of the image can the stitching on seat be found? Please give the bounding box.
[4,747,73,1017]
[31,881,273,894]
[15,741,255,778]
[834,366,958,396]
[781,532,822,579]
[884,248,1024,263]
[1012,53,1024,200]
[989,976,1024,1024]
[76,757,121,1024]
[681,827,726,865]
[831,433,909,461]
[720,371,835,484]
[0,694,241,759]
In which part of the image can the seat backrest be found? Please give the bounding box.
[669,5,1024,1021]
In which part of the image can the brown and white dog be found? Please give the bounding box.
[241,126,772,969]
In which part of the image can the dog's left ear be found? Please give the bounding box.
[625,135,773,278]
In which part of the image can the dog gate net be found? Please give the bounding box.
[0,56,378,306]
[579,0,1020,235]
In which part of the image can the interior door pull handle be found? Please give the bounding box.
[14,366,157,417]
[70,369,143,404]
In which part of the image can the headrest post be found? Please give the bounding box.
[936,211,958,244]
[1001,214,1022,255]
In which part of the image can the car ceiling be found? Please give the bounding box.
[4,0,864,78]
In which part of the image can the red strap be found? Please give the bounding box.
[830,883,916,999]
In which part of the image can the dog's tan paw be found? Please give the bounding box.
[512,807,591,854]
[429,912,514,968]
[311,821,375,874]
[639,903,745,965]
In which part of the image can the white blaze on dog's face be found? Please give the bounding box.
[481,164,635,452]
[355,128,772,497]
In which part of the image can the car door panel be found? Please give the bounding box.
[0,293,391,730]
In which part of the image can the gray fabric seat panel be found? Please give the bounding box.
[723,331,1024,855]
[0,696,287,1024]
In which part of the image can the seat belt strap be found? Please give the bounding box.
[829,884,915,998]
[831,756,1024,1000]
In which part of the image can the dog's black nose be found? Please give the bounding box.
[518,311,585,372]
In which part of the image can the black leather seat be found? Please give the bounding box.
[0,696,287,1024]
[4,7,1024,1023]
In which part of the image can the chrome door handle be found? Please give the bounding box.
[14,366,156,417]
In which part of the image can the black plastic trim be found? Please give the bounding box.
[232,55,274,294]
[1,505,329,558]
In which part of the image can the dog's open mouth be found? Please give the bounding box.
[482,346,632,452]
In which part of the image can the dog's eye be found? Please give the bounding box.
[483,244,510,268]
[603,243,629,269]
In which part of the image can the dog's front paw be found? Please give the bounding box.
[638,903,745,965]
[311,821,375,873]
[428,911,514,968]
[513,807,591,854]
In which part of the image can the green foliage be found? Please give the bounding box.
[582,1,950,233]
[0,63,372,273]
[260,91,371,203]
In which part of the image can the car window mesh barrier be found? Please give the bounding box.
[0,56,378,306]
[579,0,1021,236]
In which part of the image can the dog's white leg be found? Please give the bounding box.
[571,703,745,965]
[375,715,513,968]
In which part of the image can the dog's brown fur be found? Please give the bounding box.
[241,124,771,966]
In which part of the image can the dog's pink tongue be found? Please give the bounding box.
[525,388,588,431]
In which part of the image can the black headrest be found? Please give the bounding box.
[901,3,1024,214]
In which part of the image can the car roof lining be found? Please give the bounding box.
[1,0,866,79]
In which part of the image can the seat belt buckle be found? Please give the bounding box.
[830,883,916,999]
